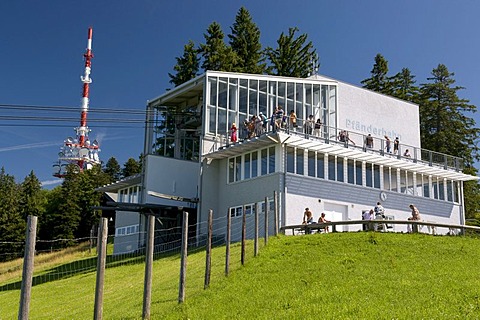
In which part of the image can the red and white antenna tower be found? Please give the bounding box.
[53,27,101,177]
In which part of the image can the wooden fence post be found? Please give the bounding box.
[274,191,279,236]
[18,215,37,320]
[225,209,231,276]
[241,205,246,265]
[142,214,155,320]
[254,202,259,257]
[178,211,189,303]
[94,217,108,320]
[204,210,213,289]
[264,197,269,246]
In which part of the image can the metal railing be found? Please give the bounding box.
[219,115,464,172]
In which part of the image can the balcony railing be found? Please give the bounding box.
[215,115,464,172]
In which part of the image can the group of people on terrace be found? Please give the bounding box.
[228,106,414,161]
[301,202,422,233]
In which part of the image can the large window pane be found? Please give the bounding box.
[208,106,216,134]
[317,154,324,179]
[244,153,251,179]
[328,155,335,181]
[337,157,344,182]
[235,156,241,182]
[356,161,362,186]
[218,108,227,135]
[296,148,304,175]
[287,147,295,173]
[239,87,248,114]
[209,77,217,106]
[229,158,234,183]
[374,165,380,189]
[269,146,275,173]
[252,151,258,178]
[366,163,373,187]
[308,151,315,177]
[261,148,268,175]
[218,78,227,109]
[348,159,355,184]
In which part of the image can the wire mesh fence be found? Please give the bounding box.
[0,205,275,319]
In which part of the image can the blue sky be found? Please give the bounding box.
[1,0,479,187]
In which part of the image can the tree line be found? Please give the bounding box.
[1,6,479,261]
[0,156,141,261]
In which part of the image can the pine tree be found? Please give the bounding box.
[265,27,317,78]
[0,167,25,261]
[361,53,392,94]
[168,40,200,87]
[200,22,237,72]
[19,171,44,220]
[390,67,419,103]
[419,64,479,164]
[419,64,480,220]
[122,157,141,178]
[104,157,122,182]
[228,7,266,74]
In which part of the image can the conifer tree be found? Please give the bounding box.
[168,40,200,87]
[122,157,142,178]
[228,7,266,74]
[419,64,480,219]
[104,156,122,182]
[390,67,419,103]
[419,64,479,164]
[200,22,237,72]
[265,27,316,78]
[0,168,25,260]
[19,171,45,220]
[361,53,392,94]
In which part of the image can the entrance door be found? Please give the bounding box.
[323,203,348,232]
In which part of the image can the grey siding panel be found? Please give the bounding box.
[286,174,455,218]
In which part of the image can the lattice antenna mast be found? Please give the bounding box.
[53,27,101,178]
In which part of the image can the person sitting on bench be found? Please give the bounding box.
[318,212,330,233]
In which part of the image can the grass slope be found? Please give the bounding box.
[1,232,480,319]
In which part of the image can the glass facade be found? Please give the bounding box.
[206,75,337,139]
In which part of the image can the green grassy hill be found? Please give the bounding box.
[1,232,480,319]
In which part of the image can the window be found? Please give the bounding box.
[337,157,344,182]
[296,148,304,175]
[287,147,295,173]
[328,155,335,181]
[308,151,315,177]
[228,147,276,183]
[348,159,355,184]
[116,224,139,237]
[317,154,325,179]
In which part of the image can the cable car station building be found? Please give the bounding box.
[101,71,477,254]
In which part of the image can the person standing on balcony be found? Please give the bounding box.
[274,105,284,130]
[304,115,315,136]
[385,135,392,153]
[365,134,374,149]
[403,149,411,158]
[289,110,298,130]
[230,123,237,143]
[314,119,322,137]
[393,137,400,154]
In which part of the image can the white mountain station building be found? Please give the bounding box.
[98,71,478,255]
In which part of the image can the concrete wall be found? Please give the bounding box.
[337,81,420,148]
[143,155,200,208]
[113,210,141,255]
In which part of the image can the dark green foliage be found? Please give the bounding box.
[168,40,200,87]
[122,157,141,178]
[228,7,266,74]
[0,167,25,261]
[265,27,317,78]
[390,67,419,103]
[419,64,479,165]
[361,53,392,94]
[200,22,237,72]
[104,156,121,182]
[463,167,480,219]
[19,171,45,220]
